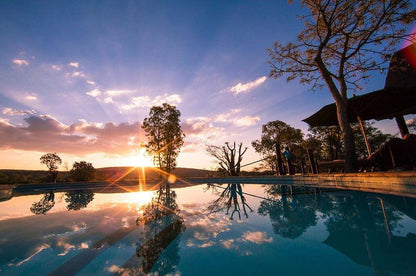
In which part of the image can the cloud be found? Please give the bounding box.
[105,90,134,97]
[25,95,38,101]
[0,115,142,154]
[121,93,182,111]
[71,71,86,78]
[51,65,62,71]
[13,59,29,66]
[230,76,267,95]
[242,231,273,244]
[86,89,102,97]
[104,97,113,103]
[86,80,96,85]
[2,108,36,116]
[233,116,260,127]
[68,62,79,68]
[214,109,241,122]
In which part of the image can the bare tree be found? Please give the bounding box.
[268,0,416,172]
[206,142,248,176]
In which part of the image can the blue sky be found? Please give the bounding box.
[0,0,413,170]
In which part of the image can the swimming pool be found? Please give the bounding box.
[0,183,415,275]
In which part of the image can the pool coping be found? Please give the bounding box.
[2,171,416,199]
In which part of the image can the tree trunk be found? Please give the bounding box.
[275,142,285,175]
[336,100,357,172]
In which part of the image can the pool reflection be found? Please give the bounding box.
[0,183,415,275]
[118,182,185,275]
[206,183,253,220]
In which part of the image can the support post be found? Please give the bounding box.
[395,115,409,138]
[357,116,372,156]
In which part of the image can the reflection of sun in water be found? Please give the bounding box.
[123,191,154,207]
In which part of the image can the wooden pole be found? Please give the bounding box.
[395,115,409,138]
[357,116,372,156]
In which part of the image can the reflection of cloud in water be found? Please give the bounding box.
[9,244,50,266]
[57,240,75,256]
[106,264,121,273]
[43,222,87,238]
[242,231,273,244]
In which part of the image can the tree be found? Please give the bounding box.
[252,120,303,175]
[70,161,96,181]
[30,192,55,215]
[268,0,416,172]
[308,121,391,160]
[206,142,248,176]
[142,103,185,173]
[40,153,62,182]
[65,190,94,211]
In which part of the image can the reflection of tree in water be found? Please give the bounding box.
[258,185,318,239]
[65,190,94,211]
[119,182,184,275]
[322,193,416,275]
[30,192,55,215]
[206,183,253,220]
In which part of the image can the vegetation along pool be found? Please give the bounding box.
[0,183,415,275]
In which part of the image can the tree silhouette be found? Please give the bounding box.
[252,120,303,175]
[142,103,185,173]
[70,161,96,181]
[40,153,62,182]
[206,183,253,220]
[268,0,416,172]
[30,192,55,215]
[65,190,94,211]
[206,142,248,176]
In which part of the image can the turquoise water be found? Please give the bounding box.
[0,183,415,275]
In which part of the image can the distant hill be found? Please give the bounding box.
[0,167,214,184]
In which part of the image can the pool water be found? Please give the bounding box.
[0,183,415,275]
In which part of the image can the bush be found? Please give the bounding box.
[70,161,95,181]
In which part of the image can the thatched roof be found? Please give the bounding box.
[303,44,416,127]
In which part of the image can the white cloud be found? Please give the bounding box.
[105,89,134,96]
[242,231,273,244]
[121,93,182,111]
[72,71,86,78]
[13,59,29,66]
[230,76,267,95]
[86,80,95,85]
[68,62,79,68]
[86,89,101,97]
[214,109,241,122]
[234,116,260,127]
[51,65,62,71]
[2,108,36,116]
[104,97,113,103]
[25,95,38,101]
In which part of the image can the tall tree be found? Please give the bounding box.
[40,152,62,182]
[252,120,303,175]
[206,142,248,176]
[142,103,185,173]
[268,0,416,172]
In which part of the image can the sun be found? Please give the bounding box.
[127,147,154,168]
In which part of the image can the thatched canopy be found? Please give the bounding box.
[303,87,416,127]
[303,44,416,130]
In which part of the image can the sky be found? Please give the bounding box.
[0,0,415,170]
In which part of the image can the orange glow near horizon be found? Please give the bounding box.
[128,147,154,168]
